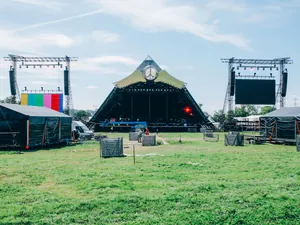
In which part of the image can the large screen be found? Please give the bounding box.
[21,93,63,112]
[235,79,276,105]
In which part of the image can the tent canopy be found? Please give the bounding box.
[261,107,300,118]
[0,103,70,117]
[114,69,185,89]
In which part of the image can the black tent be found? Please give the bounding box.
[0,103,72,149]
[260,107,300,140]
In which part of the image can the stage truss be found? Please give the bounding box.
[3,54,78,116]
[221,57,293,116]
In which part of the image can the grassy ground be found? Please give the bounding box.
[0,133,300,224]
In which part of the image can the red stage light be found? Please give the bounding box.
[189,113,193,116]
[184,107,191,113]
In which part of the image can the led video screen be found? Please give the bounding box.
[235,79,276,105]
[21,93,63,112]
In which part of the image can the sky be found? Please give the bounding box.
[0,0,299,114]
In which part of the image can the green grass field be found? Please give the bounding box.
[1,133,300,224]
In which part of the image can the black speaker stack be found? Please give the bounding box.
[230,68,235,96]
[64,69,69,96]
[9,68,16,96]
[281,70,288,97]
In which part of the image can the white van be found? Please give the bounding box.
[72,121,94,140]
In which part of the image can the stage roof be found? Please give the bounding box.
[261,107,300,118]
[115,69,186,89]
[0,103,70,117]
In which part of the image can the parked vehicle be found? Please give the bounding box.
[72,121,94,140]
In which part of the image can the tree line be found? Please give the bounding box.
[211,105,274,123]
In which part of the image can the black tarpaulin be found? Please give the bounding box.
[260,107,300,140]
[0,103,72,149]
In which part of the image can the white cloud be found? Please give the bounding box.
[86,85,98,89]
[71,56,138,76]
[91,30,120,43]
[88,56,138,66]
[205,0,246,13]
[11,0,65,10]
[14,9,105,32]
[0,29,76,52]
[31,81,47,85]
[87,0,250,50]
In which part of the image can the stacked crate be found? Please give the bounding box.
[225,132,244,146]
[100,137,124,158]
[142,135,156,146]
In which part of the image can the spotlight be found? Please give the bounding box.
[26,65,28,68]
[263,68,265,71]
[270,73,272,77]
[40,65,42,68]
[184,107,191,113]
[24,87,27,91]
[270,68,272,71]
[238,72,241,76]
[237,67,239,70]
[41,87,44,91]
[276,67,279,71]
[254,73,256,76]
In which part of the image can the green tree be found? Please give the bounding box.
[233,105,259,117]
[0,96,19,104]
[212,110,226,123]
[260,106,274,115]
[233,105,249,117]
[74,110,91,122]
[246,105,259,115]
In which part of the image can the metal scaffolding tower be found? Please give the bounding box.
[221,57,293,115]
[3,54,78,116]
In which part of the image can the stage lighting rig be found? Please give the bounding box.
[3,54,78,116]
[221,57,293,114]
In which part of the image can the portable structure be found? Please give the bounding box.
[260,107,300,141]
[100,137,124,158]
[225,132,244,146]
[0,103,72,149]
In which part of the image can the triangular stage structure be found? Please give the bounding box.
[89,56,213,132]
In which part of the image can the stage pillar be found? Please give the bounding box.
[131,95,134,120]
[148,95,151,122]
[166,94,169,121]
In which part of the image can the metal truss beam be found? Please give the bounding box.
[222,57,293,113]
[221,57,293,65]
[4,54,78,63]
[3,54,77,117]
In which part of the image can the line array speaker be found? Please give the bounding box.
[281,71,288,97]
[64,70,69,96]
[9,69,16,96]
[230,69,235,96]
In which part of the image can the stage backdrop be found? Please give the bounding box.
[21,93,63,112]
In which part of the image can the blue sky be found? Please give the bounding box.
[0,0,299,114]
